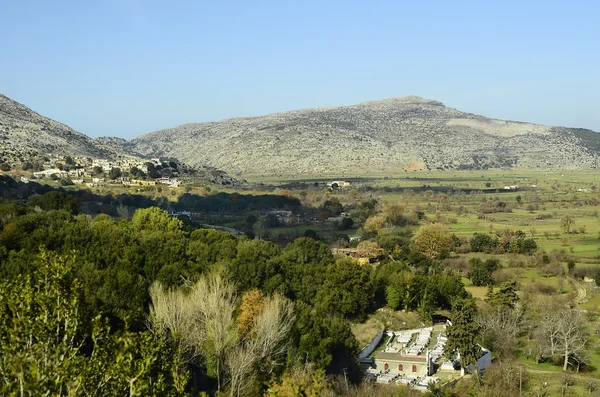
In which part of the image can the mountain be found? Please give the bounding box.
[0,94,116,162]
[128,96,600,175]
[0,94,245,186]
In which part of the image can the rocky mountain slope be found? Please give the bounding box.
[0,94,245,186]
[0,94,116,163]
[128,96,600,175]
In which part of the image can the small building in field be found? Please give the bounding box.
[373,352,431,378]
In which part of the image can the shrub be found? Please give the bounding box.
[443,257,471,276]
[538,262,563,277]
[526,281,557,295]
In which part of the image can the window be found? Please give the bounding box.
[398,364,403,372]
[412,365,417,373]
[384,363,389,371]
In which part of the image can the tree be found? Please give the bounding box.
[227,239,282,293]
[0,163,11,171]
[264,213,280,228]
[384,202,407,226]
[412,223,453,259]
[363,215,386,234]
[486,280,519,308]
[0,251,178,396]
[537,309,589,371]
[130,166,146,178]
[28,191,80,214]
[469,258,500,286]
[321,197,343,217]
[131,207,183,233]
[265,364,330,396]
[150,275,295,396]
[146,162,161,178]
[470,233,497,253]
[315,257,374,320]
[567,259,576,273]
[477,361,529,397]
[289,303,359,374]
[109,167,122,179]
[92,165,103,175]
[385,270,417,311]
[339,217,354,230]
[279,237,334,304]
[478,306,522,358]
[561,215,575,234]
[237,289,267,336]
[445,298,481,375]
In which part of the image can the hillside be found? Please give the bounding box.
[0,94,116,163]
[0,94,245,186]
[128,96,600,175]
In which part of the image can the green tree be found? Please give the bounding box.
[279,237,334,304]
[130,166,146,178]
[339,216,354,230]
[321,197,344,217]
[486,280,519,308]
[131,207,183,233]
[445,298,481,375]
[469,233,497,253]
[109,167,122,179]
[315,257,374,320]
[0,250,180,396]
[386,270,418,311]
[28,191,80,214]
[469,258,500,286]
[227,239,282,293]
[289,303,359,375]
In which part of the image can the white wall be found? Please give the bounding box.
[358,329,385,360]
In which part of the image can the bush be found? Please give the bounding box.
[572,267,597,279]
[526,281,557,295]
[492,268,520,284]
[507,255,526,268]
[538,262,563,277]
[443,257,471,276]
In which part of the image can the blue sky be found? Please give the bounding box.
[1,0,598,138]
